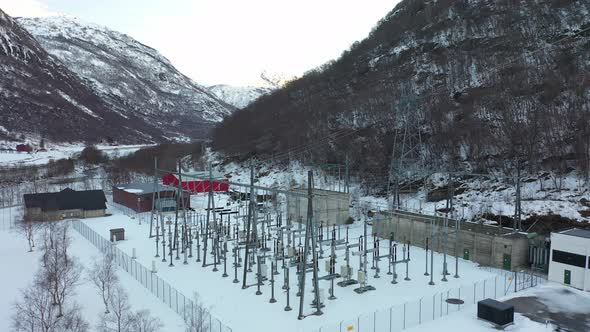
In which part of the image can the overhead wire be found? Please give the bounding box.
[206,21,590,204]
[251,25,590,167]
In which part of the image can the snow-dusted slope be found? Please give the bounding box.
[213,0,590,171]
[17,16,235,139]
[0,9,151,143]
[208,84,271,109]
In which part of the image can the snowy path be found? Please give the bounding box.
[0,143,150,166]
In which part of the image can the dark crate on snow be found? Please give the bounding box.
[109,228,125,242]
[477,298,514,327]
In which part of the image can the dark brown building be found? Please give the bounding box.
[112,183,190,213]
[24,188,107,221]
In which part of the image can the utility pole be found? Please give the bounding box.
[514,159,522,232]
[149,157,158,238]
[172,159,184,251]
[345,153,350,194]
[450,174,460,279]
[298,171,322,319]
[387,96,424,211]
[242,160,256,289]
[202,162,214,267]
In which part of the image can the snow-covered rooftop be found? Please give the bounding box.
[115,182,177,195]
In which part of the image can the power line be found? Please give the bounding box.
[213,21,590,170]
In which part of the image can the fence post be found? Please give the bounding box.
[433,294,435,320]
[403,302,406,329]
[494,277,497,298]
[389,307,392,332]
[71,219,229,332]
[419,298,422,324]
[374,311,376,332]
[440,292,442,317]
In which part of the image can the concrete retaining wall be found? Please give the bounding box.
[373,212,530,271]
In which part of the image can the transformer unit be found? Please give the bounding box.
[477,298,514,327]
[340,265,353,278]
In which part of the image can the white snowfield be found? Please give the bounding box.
[1,158,588,331]
[0,201,584,332]
[0,143,150,166]
[77,195,517,332]
[0,217,185,332]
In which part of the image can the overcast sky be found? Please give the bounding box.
[0,0,400,86]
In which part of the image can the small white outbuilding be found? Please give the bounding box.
[548,228,590,291]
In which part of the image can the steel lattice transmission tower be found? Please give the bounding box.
[388,97,427,210]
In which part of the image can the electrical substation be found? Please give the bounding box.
[80,155,533,332]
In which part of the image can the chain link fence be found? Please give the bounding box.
[5,207,546,332]
[312,271,545,332]
[0,204,19,230]
[72,220,232,332]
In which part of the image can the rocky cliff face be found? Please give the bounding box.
[213,0,590,177]
[4,14,234,142]
[0,9,145,143]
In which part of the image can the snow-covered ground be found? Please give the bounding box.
[2,158,588,331]
[1,184,582,332]
[409,282,590,331]
[407,302,547,332]
[398,172,590,223]
[219,161,590,223]
[78,194,514,332]
[0,143,150,167]
[0,220,185,331]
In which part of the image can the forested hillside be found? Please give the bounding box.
[213,0,590,178]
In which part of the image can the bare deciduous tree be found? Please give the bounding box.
[12,283,89,332]
[89,252,119,314]
[12,285,57,332]
[130,309,163,332]
[57,304,89,332]
[184,293,210,332]
[37,223,82,317]
[17,213,37,252]
[98,286,133,332]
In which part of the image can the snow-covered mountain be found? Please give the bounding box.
[0,9,156,143]
[208,71,298,108]
[16,15,235,141]
[258,70,296,89]
[208,84,271,109]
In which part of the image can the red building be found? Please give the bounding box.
[162,173,229,193]
[112,183,190,213]
[16,144,32,152]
